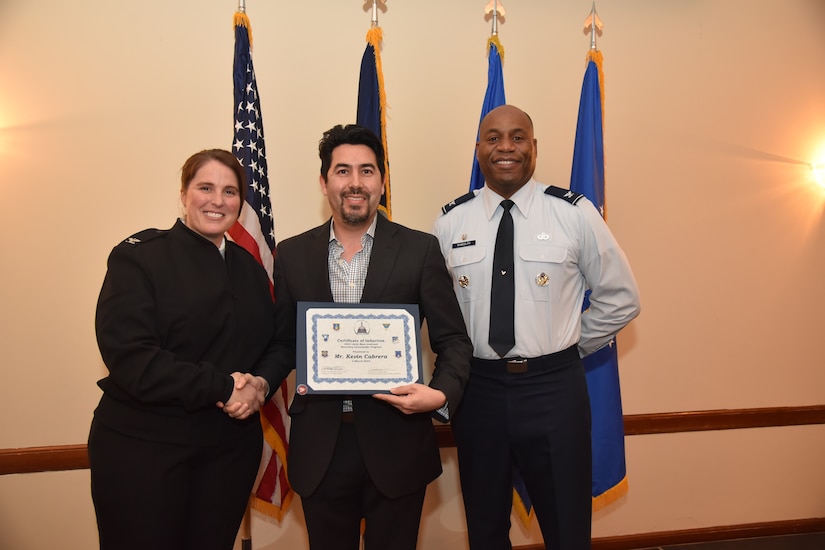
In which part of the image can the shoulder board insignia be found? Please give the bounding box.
[122,228,165,245]
[441,191,478,214]
[544,185,585,205]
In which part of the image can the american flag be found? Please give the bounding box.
[229,11,293,521]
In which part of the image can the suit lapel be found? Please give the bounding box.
[361,215,398,303]
[306,221,335,302]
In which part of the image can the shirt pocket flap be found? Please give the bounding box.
[448,245,487,268]
[519,243,567,264]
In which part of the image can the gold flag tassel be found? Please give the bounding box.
[487,34,505,62]
[366,26,392,219]
[234,12,252,45]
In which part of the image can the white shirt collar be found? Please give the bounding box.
[328,215,378,243]
[481,179,537,220]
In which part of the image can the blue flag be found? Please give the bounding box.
[570,52,629,510]
[469,36,506,192]
[466,34,535,526]
[357,27,391,219]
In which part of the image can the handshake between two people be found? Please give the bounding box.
[216,372,270,420]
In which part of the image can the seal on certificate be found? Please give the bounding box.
[297,384,308,395]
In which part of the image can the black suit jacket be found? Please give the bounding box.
[272,215,472,499]
[94,220,278,446]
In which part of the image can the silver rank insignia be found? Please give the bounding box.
[125,237,141,245]
[458,275,470,288]
[535,273,549,287]
[537,232,549,241]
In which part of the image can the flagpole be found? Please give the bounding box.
[237,7,250,548]
[241,500,252,550]
[589,2,596,50]
[584,2,603,54]
[358,0,392,218]
[235,2,269,547]
[485,0,505,36]
[367,0,389,27]
[470,1,506,192]
[238,21,250,547]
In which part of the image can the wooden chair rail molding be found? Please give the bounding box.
[1,406,824,550]
[586,517,825,550]
[435,404,825,449]
[2,405,823,476]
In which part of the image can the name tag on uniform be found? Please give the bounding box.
[452,240,476,249]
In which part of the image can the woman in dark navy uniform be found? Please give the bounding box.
[88,149,279,550]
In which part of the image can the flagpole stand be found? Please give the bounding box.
[241,501,252,550]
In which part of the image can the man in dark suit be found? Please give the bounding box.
[270,124,473,550]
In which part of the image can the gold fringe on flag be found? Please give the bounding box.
[249,416,294,521]
[586,49,604,131]
[234,12,252,46]
[586,48,608,220]
[592,475,628,512]
[366,26,392,219]
[487,34,505,62]
[513,474,628,528]
[512,487,534,529]
[583,47,626,510]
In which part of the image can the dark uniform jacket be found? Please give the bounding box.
[94,219,278,446]
[271,214,473,499]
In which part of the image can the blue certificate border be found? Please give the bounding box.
[296,302,423,394]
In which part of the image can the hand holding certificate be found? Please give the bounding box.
[372,383,448,415]
[296,302,424,395]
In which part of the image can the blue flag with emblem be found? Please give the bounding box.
[465,33,535,527]
[357,26,392,219]
[469,35,506,192]
[570,50,629,510]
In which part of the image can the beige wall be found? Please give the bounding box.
[1,0,824,548]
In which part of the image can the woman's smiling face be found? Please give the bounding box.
[180,160,242,246]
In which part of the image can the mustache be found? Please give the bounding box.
[341,187,369,198]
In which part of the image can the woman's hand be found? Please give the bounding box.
[217,373,269,420]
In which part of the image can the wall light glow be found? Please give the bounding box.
[813,163,825,188]
[811,142,825,189]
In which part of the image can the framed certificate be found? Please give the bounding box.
[296,302,423,395]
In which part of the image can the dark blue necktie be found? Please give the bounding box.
[489,199,515,357]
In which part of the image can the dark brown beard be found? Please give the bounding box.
[342,208,370,225]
